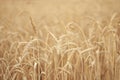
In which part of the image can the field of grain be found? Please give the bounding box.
[0,0,120,80]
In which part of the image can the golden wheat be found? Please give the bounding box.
[0,0,120,80]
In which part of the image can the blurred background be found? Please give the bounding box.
[0,0,120,20]
[0,0,120,36]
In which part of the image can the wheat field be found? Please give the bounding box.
[0,0,120,80]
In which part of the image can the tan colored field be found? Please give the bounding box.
[0,0,120,80]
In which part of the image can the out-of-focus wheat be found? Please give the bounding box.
[0,0,120,80]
